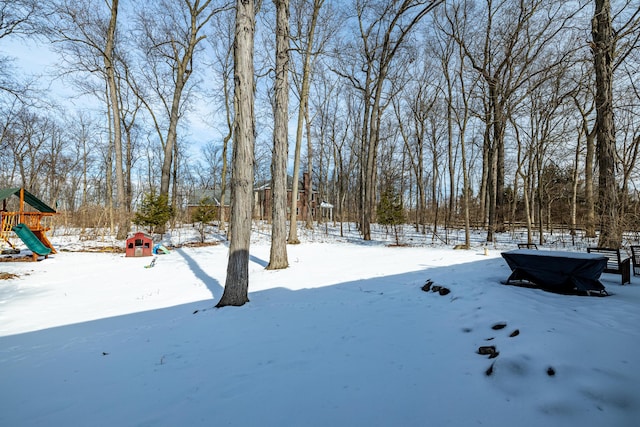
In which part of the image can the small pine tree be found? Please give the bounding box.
[133,191,173,235]
[377,186,406,245]
[192,197,218,242]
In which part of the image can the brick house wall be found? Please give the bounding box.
[254,172,317,221]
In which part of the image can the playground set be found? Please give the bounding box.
[0,188,57,261]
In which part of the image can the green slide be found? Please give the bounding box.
[12,223,52,256]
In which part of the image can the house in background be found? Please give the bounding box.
[254,172,317,221]
[185,189,230,224]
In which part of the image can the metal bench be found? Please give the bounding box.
[517,243,538,250]
[630,246,640,276]
[587,247,631,285]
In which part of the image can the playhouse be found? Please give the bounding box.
[126,232,153,257]
[0,188,57,261]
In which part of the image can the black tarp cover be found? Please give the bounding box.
[501,249,608,294]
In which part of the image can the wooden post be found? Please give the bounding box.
[19,188,25,224]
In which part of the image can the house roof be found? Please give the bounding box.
[0,188,56,213]
[255,175,317,192]
[187,189,231,206]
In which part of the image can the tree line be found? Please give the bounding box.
[1,0,640,302]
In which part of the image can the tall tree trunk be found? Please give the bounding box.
[305,104,314,229]
[155,0,217,233]
[106,79,115,233]
[485,130,496,242]
[456,46,471,247]
[171,141,179,227]
[123,120,134,211]
[363,100,380,241]
[288,97,305,242]
[104,0,128,240]
[219,41,234,233]
[158,77,186,232]
[592,0,620,248]
[479,123,489,229]
[488,81,506,237]
[430,123,439,239]
[536,150,544,244]
[268,0,289,270]
[218,0,255,308]
[359,83,372,239]
[444,66,455,229]
[353,0,443,241]
[219,125,230,232]
[288,0,323,243]
[571,134,581,239]
[574,95,597,238]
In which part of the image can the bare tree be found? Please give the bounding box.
[430,22,458,231]
[208,9,236,232]
[618,82,640,223]
[393,66,437,236]
[447,0,578,242]
[104,0,128,239]
[45,0,130,238]
[435,5,478,247]
[336,0,442,240]
[592,0,640,247]
[0,0,40,102]
[287,0,327,242]
[267,0,289,270]
[217,0,256,308]
[0,0,39,39]
[572,73,598,238]
[326,79,358,236]
[65,111,99,214]
[132,0,229,222]
[592,0,618,246]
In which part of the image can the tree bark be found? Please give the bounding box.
[217,0,255,308]
[592,0,621,248]
[267,0,289,270]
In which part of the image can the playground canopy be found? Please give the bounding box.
[0,188,56,213]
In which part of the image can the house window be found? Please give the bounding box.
[296,207,299,215]
[311,193,315,201]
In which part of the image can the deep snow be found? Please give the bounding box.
[1,225,639,427]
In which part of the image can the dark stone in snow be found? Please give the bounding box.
[485,362,495,376]
[477,345,499,358]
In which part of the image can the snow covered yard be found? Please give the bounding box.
[1,229,639,426]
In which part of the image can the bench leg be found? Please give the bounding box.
[622,258,631,285]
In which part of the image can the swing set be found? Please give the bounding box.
[0,188,57,261]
